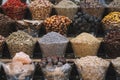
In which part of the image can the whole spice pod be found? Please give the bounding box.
[103,28,120,58]
[38,32,69,57]
[43,15,72,35]
[2,0,27,20]
[70,33,101,57]
[0,13,16,37]
[102,12,120,31]
[6,31,36,57]
[29,0,53,20]
[54,0,78,20]
[75,56,110,80]
[79,0,105,18]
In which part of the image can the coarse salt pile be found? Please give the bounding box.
[75,56,110,80]
[71,32,101,57]
[5,52,34,80]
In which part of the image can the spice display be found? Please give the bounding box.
[29,0,53,20]
[103,28,120,58]
[6,31,36,57]
[102,12,120,30]
[44,15,72,35]
[71,32,101,57]
[79,0,105,18]
[0,35,5,53]
[75,56,110,80]
[73,11,101,35]
[4,52,34,80]
[40,57,71,80]
[0,13,16,37]
[111,57,120,74]
[2,0,27,20]
[38,32,69,57]
[54,0,78,19]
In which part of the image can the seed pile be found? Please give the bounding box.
[73,11,101,35]
[75,56,110,80]
[29,0,53,20]
[44,15,72,35]
[39,57,71,80]
[71,33,101,57]
[2,0,27,20]
[103,28,120,58]
[6,31,36,56]
[39,32,69,57]
[102,12,120,29]
[54,0,78,19]
[0,13,16,37]
[39,32,69,43]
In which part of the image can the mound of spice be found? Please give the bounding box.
[79,0,105,18]
[29,0,53,20]
[44,15,72,35]
[71,32,101,57]
[102,12,120,30]
[103,28,120,58]
[39,57,71,80]
[0,13,16,37]
[38,32,69,57]
[54,0,78,19]
[5,52,34,80]
[6,31,36,57]
[2,0,27,20]
[75,56,110,80]
[107,0,120,12]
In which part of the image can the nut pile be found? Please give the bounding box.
[0,13,16,37]
[44,15,72,35]
[102,12,120,29]
[54,0,78,19]
[39,32,69,57]
[71,32,101,57]
[75,56,110,80]
[6,31,36,57]
[103,28,120,58]
[29,0,53,20]
[39,57,71,80]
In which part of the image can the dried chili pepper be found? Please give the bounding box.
[2,0,27,20]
